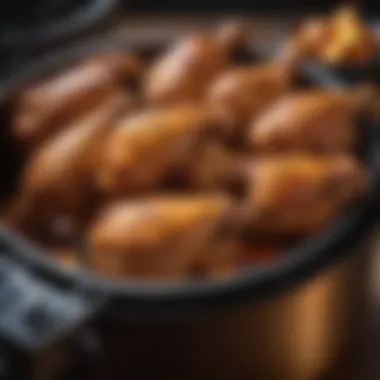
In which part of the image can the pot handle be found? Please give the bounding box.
[0,236,107,380]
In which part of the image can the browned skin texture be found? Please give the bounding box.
[281,9,376,64]
[280,18,332,62]
[206,63,293,141]
[144,23,248,105]
[183,140,245,191]
[88,195,231,279]
[241,155,368,236]
[96,104,214,195]
[13,51,142,150]
[249,90,357,153]
[15,91,131,241]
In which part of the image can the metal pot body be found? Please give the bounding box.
[97,243,372,380]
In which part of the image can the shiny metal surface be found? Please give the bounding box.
[97,243,371,380]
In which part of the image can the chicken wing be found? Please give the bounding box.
[88,195,231,279]
[240,155,367,236]
[280,18,332,62]
[281,7,376,65]
[249,90,357,153]
[13,51,141,150]
[96,104,214,195]
[144,22,249,105]
[16,91,130,241]
[207,63,293,141]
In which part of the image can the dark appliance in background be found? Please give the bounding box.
[0,0,118,82]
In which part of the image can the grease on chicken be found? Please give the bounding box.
[96,104,214,195]
[241,155,368,236]
[88,195,231,279]
[13,51,141,150]
[249,90,357,153]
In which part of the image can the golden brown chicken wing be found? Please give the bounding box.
[206,63,293,141]
[281,7,376,65]
[214,20,250,55]
[321,7,376,65]
[280,18,332,62]
[96,104,214,195]
[13,51,141,150]
[240,155,367,236]
[144,23,249,105]
[88,195,231,279]
[83,51,142,84]
[249,90,357,153]
[15,91,130,241]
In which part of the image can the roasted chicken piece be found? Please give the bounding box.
[82,51,142,84]
[88,195,232,279]
[96,104,214,195]
[280,18,332,62]
[182,141,246,192]
[207,63,293,141]
[144,22,249,105]
[321,7,376,65]
[249,90,357,153]
[282,7,376,65]
[240,155,368,236]
[13,51,141,150]
[15,91,130,241]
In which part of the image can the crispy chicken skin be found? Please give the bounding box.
[207,63,293,140]
[321,7,376,65]
[13,51,141,150]
[241,155,368,236]
[82,51,143,83]
[88,195,231,279]
[281,18,332,62]
[282,8,376,65]
[96,104,214,195]
[15,91,130,240]
[214,20,250,54]
[144,23,248,105]
[249,90,357,153]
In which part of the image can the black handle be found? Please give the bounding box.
[0,229,107,380]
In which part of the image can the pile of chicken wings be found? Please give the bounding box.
[2,21,370,281]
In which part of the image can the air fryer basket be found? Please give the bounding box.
[0,33,379,379]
